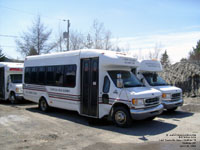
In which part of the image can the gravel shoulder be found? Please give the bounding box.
[0,98,199,150]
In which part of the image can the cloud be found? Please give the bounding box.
[113,31,200,63]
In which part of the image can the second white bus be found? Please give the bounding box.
[0,62,24,103]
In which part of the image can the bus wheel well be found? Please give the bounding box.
[110,103,130,117]
[10,91,15,95]
[39,96,49,112]
[110,103,132,127]
[39,96,46,102]
[9,91,17,104]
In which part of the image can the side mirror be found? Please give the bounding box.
[140,78,144,83]
[7,76,11,92]
[153,74,157,82]
[8,76,11,83]
[117,73,123,88]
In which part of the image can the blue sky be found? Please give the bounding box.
[0,0,200,62]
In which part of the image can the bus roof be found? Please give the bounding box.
[25,49,139,68]
[138,60,163,72]
[25,49,131,60]
[0,62,24,68]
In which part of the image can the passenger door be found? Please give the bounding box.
[81,58,99,117]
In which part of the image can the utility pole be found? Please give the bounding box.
[67,20,70,51]
[63,19,70,51]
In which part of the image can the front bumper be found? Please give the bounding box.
[130,104,164,120]
[15,93,24,100]
[162,99,183,109]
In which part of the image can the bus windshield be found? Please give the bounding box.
[108,70,143,88]
[10,74,22,83]
[143,73,168,86]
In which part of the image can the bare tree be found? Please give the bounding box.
[16,16,56,56]
[69,30,85,50]
[55,26,64,52]
[54,19,113,51]
[84,34,93,49]
[104,31,112,50]
[148,43,162,59]
[92,20,104,49]
[88,20,112,50]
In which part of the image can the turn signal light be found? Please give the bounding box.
[132,99,136,105]
[162,93,166,98]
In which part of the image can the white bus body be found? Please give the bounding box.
[23,49,163,127]
[137,60,183,111]
[0,62,24,103]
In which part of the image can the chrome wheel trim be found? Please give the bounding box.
[115,110,127,125]
[10,94,15,103]
[40,100,47,111]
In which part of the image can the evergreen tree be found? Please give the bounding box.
[0,48,6,62]
[189,40,200,63]
[160,50,170,68]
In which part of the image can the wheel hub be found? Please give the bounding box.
[41,101,47,111]
[115,111,126,124]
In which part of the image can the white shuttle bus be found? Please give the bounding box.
[137,60,183,111]
[23,49,163,127]
[0,62,24,103]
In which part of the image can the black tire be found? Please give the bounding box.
[39,98,49,112]
[167,107,178,112]
[112,106,132,128]
[9,92,18,104]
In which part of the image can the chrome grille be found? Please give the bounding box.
[171,93,181,101]
[145,97,160,106]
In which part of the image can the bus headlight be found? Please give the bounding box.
[132,98,144,106]
[162,93,171,100]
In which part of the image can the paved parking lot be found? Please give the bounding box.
[0,99,199,150]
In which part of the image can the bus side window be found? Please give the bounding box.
[38,67,45,85]
[55,66,64,86]
[102,76,110,104]
[46,66,55,85]
[30,67,37,84]
[103,76,110,93]
[64,65,76,88]
[25,67,31,84]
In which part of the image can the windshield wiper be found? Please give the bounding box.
[124,84,143,87]
[154,83,168,86]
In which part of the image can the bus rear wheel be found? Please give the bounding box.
[112,106,132,128]
[39,98,49,112]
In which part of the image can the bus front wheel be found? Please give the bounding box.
[112,106,132,128]
[9,92,18,104]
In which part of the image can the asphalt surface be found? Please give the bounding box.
[0,98,199,150]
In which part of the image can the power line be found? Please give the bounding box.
[0,34,20,38]
[0,45,16,48]
[0,4,65,21]
[0,34,58,41]
[0,5,36,16]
